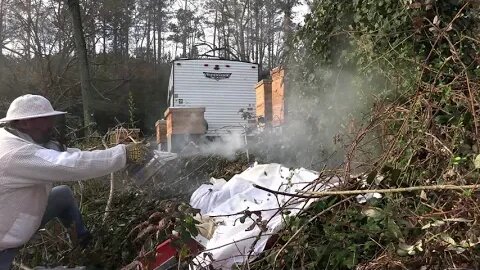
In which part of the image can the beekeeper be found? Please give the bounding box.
[0,94,141,269]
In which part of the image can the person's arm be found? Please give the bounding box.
[4,144,127,186]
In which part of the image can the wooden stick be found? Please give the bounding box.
[252,184,327,199]
[253,184,480,198]
[127,135,138,144]
[297,184,480,197]
[102,134,115,223]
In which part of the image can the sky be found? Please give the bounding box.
[293,0,311,25]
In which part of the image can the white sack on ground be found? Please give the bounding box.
[189,163,341,269]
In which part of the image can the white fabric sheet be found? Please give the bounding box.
[189,163,341,269]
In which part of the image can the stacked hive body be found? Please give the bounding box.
[271,67,286,127]
[155,120,167,150]
[255,79,272,124]
[164,107,206,152]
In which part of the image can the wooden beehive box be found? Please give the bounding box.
[164,107,206,135]
[108,128,141,145]
[155,120,167,144]
[271,67,285,126]
[255,79,272,123]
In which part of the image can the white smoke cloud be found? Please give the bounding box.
[196,132,246,159]
[248,64,384,170]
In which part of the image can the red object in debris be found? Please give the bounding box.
[153,239,178,269]
[148,238,204,270]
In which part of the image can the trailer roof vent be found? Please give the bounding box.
[251,66,257,69]
[214,65,220,70]
[225,65,230,67]
[204,64,209,66]
[176,63,181,66]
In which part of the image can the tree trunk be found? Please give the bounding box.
[65,0,93,131]
[26,0,32,58]
[56,1,62,54]
[282,3,294,63]
[157,0,162,64]
[237,1,248,61]
[157,14,162,63]
[113,23,118,55]
[182,33,187,57]
[254,3,260,63]
[153,10,156,64]
[102,17,107,55]
[0,0,4,58]
[212,10,217,57]
[182,0,188,57]
[146,16,151,61]
[238,23,245,60]
[123,19,129,58]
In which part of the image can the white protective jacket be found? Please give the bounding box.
[0,128,126,250]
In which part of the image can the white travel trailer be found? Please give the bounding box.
[167,58,259,136]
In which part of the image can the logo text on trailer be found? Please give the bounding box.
[203,72,232,81]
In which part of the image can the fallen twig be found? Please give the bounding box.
[253,183,480,198]
[102,130,115,223]
[298,184,480,196]
[252,184,328,199]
